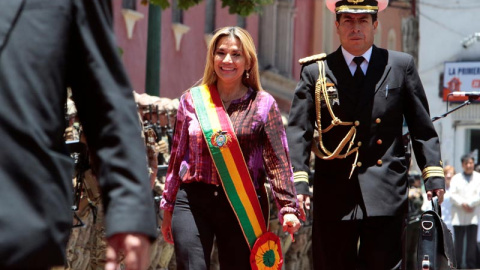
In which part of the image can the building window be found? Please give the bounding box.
[237,16,246,28]
[468,129,480,165]
[402,17,418,62]
[172,0,183,23]
[205,0,216,34]
[122,0,136,10]
[388,29,397,50]
[322,7,334,53]
[374,22,382,47]
[258,0,295,77]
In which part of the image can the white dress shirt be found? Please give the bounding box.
[341,46,372,76]
[450,171,480,226]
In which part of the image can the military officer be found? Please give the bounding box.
[286,0,445,269]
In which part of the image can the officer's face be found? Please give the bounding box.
[213,36,249,86]
[336,13,378,56]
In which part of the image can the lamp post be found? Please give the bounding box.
[145,4,161,96]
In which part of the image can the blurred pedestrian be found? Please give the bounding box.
[442,165,455,233]
[0,1,156,269]
[450,154,480,269]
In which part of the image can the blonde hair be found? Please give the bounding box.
[444,165,455,175]
[201,26,263,92]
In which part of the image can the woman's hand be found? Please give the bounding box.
[161,210,174,244]
[282,213,301,241]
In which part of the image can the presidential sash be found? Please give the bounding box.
[191,84,283,269]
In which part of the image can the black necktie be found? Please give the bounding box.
[353,56,365,87]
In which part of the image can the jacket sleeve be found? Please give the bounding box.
[67,0,157,240]
[402,55,445,192]
[263,97,300,221]
[286,64,317,196]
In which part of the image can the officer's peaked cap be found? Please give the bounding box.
[326,0,388,14]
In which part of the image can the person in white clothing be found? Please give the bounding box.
[450,154,480,269]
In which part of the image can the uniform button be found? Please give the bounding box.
[377,139,383,145]
[354,121,360,126]
[356,162,362,167]
[214,191,218,196]
[375,118,381,124]
[377,159,383,166]
[357,141,362,147]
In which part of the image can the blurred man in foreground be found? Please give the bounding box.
[0,1,157,269]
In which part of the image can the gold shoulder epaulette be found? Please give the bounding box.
[298,53,327,65]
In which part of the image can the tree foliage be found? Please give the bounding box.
[143,0,273,16]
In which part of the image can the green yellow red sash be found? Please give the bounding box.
[192,84,284,269]
[190,84,267,249]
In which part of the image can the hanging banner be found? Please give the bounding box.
[443,61,480,101]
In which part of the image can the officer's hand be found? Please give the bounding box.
[297,194,310,221]
[426,188,445,204]
[105,233,151,270]
[161,210,174,244]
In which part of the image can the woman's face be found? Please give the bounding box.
[444,169,454,180]
[213,36,249,86]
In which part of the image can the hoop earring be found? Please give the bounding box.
[245,71,250,79]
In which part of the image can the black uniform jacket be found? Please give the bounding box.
[287,46,445,221]
[0,0,156,268]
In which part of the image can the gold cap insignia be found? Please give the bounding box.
[348,0,365,4]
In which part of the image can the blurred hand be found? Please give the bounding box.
[282,213,301,238]
[408,188,421,199]
[297,194,310,221]
[64,126,76,141]
[105,233,151,270]
[156,140,168,154]
[161,210,174,244]
[426,188,445,204]
[462,203,474,213]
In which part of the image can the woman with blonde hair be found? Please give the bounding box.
[160,26,303,269]
[441,165,455,234]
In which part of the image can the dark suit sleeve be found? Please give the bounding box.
[402,56,445,191]
[286,64,317,195]
[67,0,156,240]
